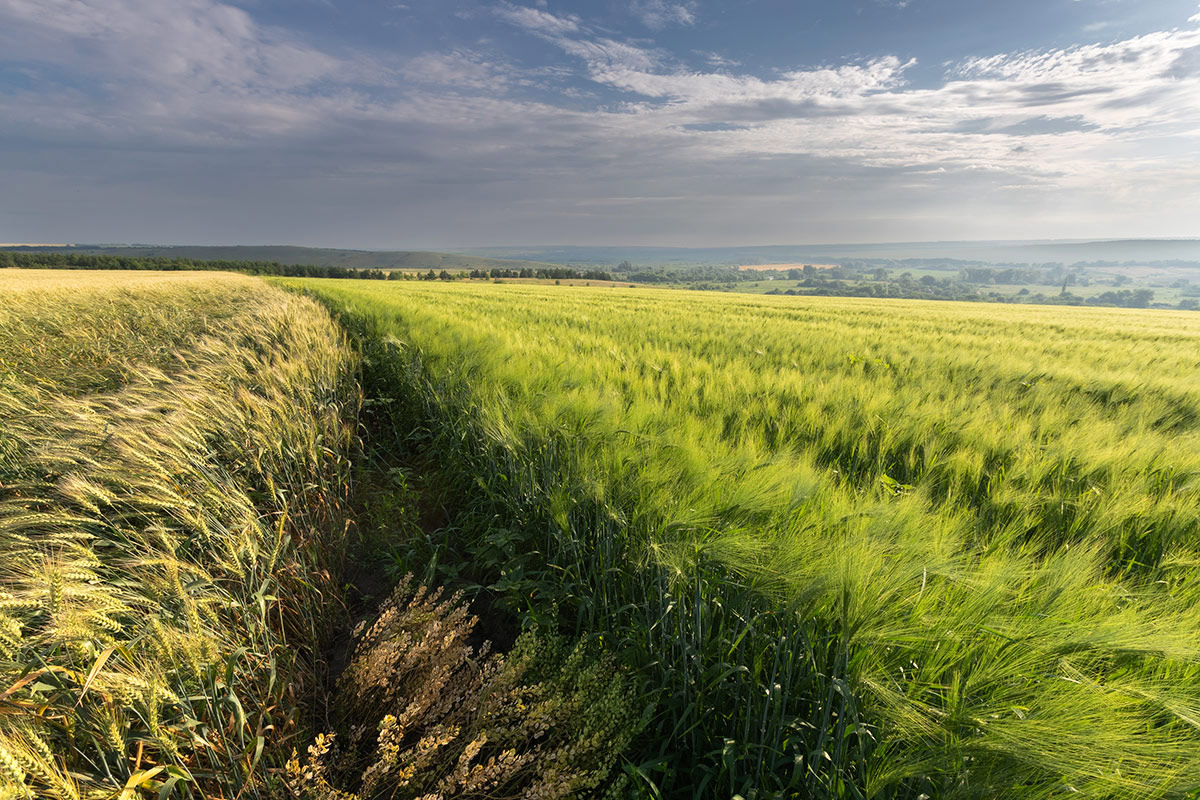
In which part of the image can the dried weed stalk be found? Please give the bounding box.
[288,577,641,800]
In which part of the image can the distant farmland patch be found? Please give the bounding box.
[738,262,838,271]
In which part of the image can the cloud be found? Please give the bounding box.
[493,2,580,36]
[2,0,1200,245]
[698,51,742,69]
[589,56,913,105]
[402,51,512,92]
[493,4,662,72]
[6,0,1199,180]
[630,0,697,29]
[0,0,348,92]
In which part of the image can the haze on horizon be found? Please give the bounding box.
[2,0,1199,250]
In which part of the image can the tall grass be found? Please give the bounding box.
[0,272,361,798]
[286,280,1200,798]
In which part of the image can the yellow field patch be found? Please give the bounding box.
[0,267,246,291]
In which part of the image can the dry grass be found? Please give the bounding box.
[288,577,641,800]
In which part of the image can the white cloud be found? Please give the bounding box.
[591,56,912,105]
[630,0,697,29]
[493,2,580,36]
[402,51,512,92]
[698,51,742,69]
[493,4,662,72]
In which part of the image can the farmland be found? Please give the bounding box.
[0,271,639,800]
[6,269,1200,799]
[0,271,364,798]
[288,279,1200,798]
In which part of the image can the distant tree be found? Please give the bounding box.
[1087,288,1154,308]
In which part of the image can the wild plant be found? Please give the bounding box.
[287,576,642,800]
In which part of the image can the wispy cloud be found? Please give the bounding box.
[697,51,742,69]
[493,4,662,72]
[402,50,512,92]
[494,2,580,36]
[630,0,697,29]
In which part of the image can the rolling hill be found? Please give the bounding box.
[1,244,565,272]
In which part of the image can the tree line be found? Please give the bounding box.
[0,252,612,282]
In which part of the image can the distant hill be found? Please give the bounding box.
[3,245,564,273]
[460,239,1200,267]
[12,240,1198,271]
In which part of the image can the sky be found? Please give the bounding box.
[1,0,1199,248]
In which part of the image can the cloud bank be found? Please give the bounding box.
[1,0,1198,245]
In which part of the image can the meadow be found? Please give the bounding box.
[286,280,1200,799]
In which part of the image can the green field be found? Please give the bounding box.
[6,271,1200,799]
[287,280,1200,798]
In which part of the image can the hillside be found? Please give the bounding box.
[2,244,564,272]
[460,239,1200,267]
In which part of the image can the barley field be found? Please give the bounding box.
[0,271,639,800]
[287,279,1200,799]
[8,269,1200,799]
[0,271,361,798]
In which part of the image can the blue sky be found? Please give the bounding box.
[1,0,1199,247]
